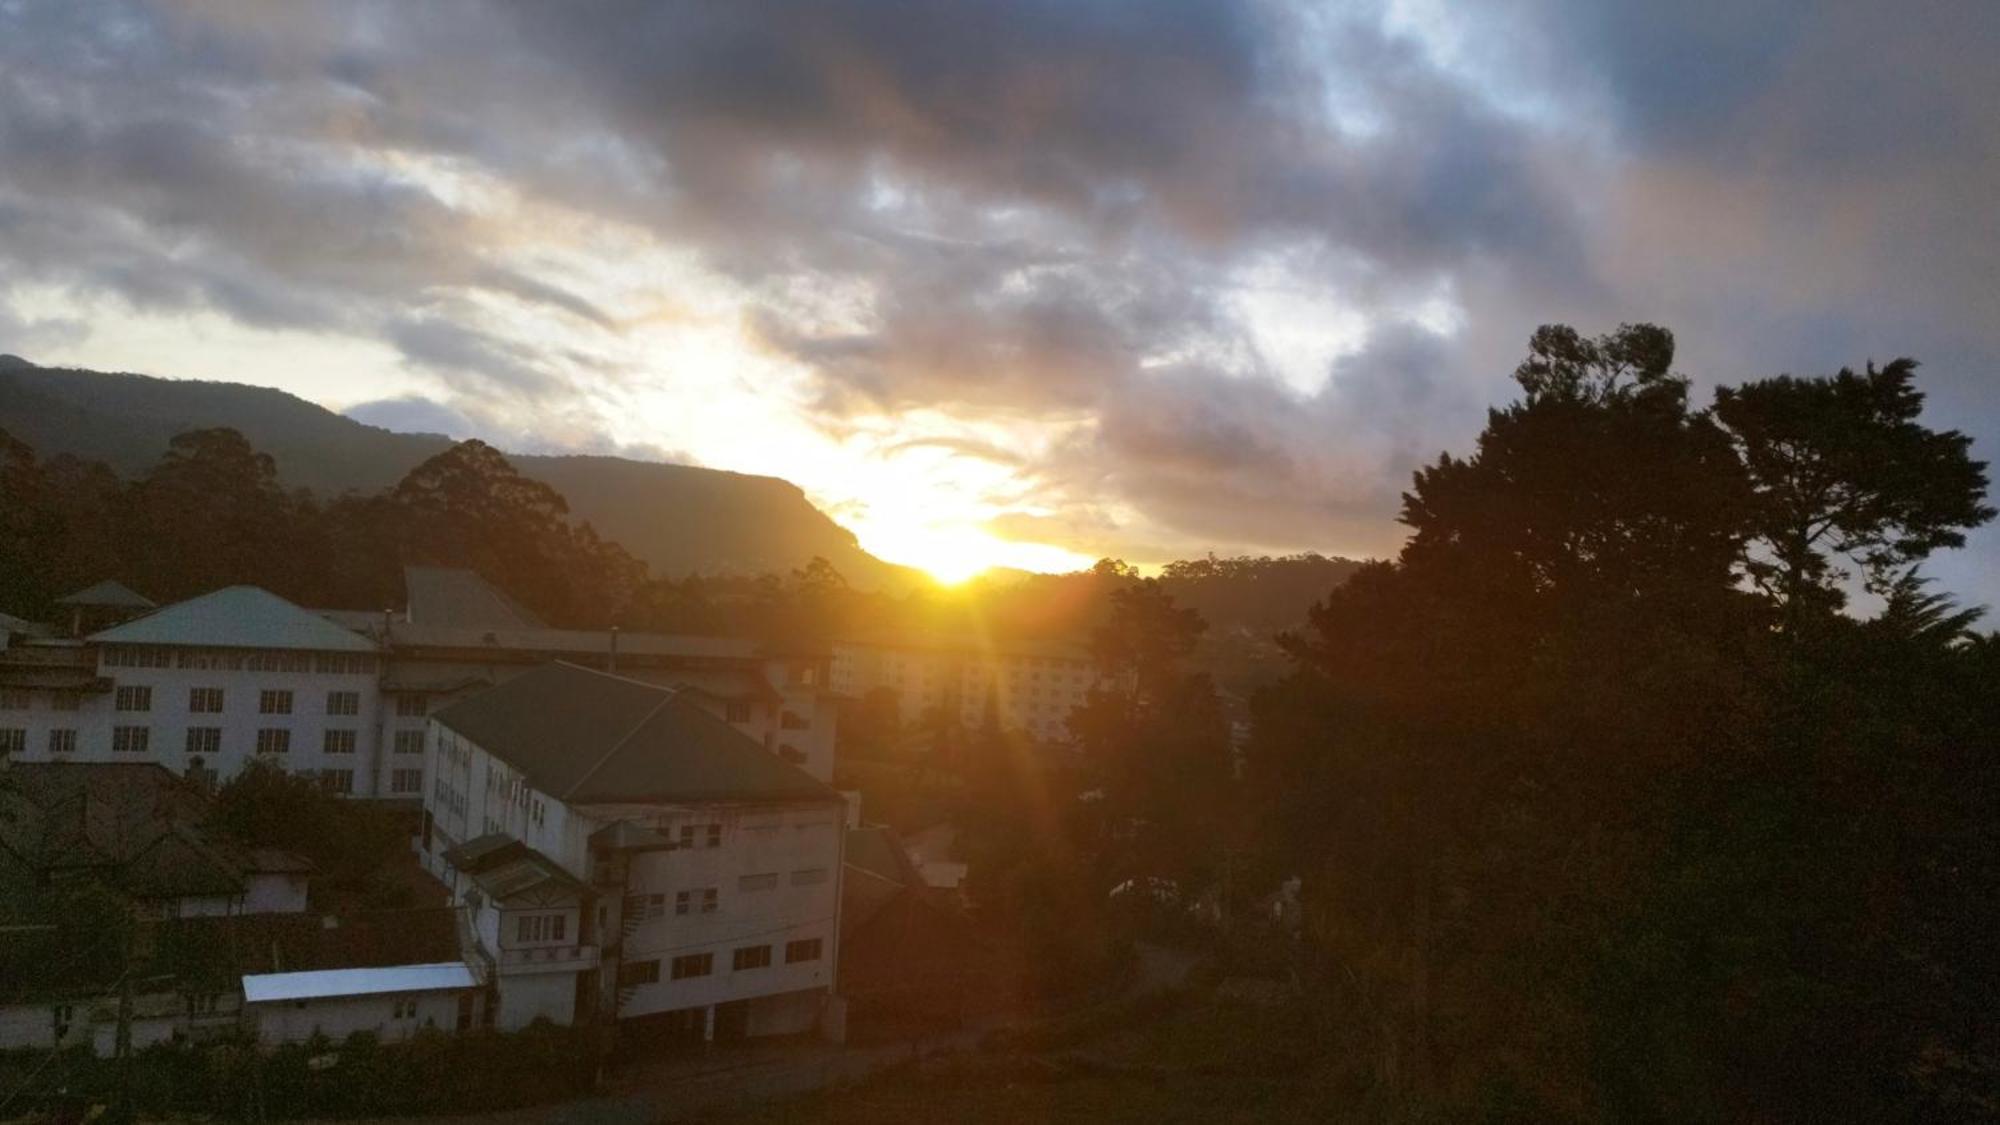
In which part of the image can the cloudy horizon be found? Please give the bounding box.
[2,0,1996,595]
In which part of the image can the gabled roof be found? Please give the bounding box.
[91,586,377,652]
[403,567,547,630]
[434,662,836,806]
[57,580,155,609]
[0,762,242,899]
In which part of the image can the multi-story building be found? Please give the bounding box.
[0,570,839,802]
[422,661,847,1042]
[0,586,386,795]
[829,637,1103,744]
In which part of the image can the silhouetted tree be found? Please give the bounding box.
[1714,359,1994,620]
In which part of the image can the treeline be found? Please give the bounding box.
[1244,327,1999,1119]
[1,423,1363,668]
[941,324,1999,1119]
[0,427,645,626]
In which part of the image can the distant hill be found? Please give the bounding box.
[0,355,913,586]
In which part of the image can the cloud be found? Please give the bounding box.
[1,0,1996,588]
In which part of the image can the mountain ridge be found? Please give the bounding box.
[0,355,914,586]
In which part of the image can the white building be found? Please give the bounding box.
[0,586,385,793]
[830,637,1103,744]
[0,570,840,803]
[422,661,846,1042]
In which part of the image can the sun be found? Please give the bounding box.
[856,516,1098,585]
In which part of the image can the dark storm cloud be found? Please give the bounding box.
[1,0,1996,578]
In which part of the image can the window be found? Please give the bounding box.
[391,768,423,794]
[396,695,428,717]
[114,685,151,712]
[256,728,291,754]
[259,690,293,715]
[677,822,723,849]
[394,730,425,754]
[672,888,718,916]
[738,873,779,892]
[785,938,823,964]
[725,700,752,723]
[628,893,667,922]
[112,725,150,754]
[732,945,772,971]
[188,687,224,713]
[0,688,28,710]
[790,867,828,887]
[48,728,76,754]
[326,690,360,716]
[0,728,23,756]
[619,959,660,986]
[320,769,353,794]
[516,913,568,943]
[185,727,221,755]
[323,729,357,754]
[670,953,713,980]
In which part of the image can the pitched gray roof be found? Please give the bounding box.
[434,662,836,805]
[403,567,547,630]
[57,579,155,608]
[91,586,378,652]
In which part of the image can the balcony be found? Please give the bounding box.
[497,944,599,974]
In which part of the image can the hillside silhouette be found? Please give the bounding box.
[0,354,906,585]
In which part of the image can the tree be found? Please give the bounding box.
[392,440,646,625]
[128,428,318,602]
[1714,359,1994,619]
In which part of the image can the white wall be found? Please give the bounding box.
[494,973,574,1032]
[611,802,843,1022]
[1,645,383,794]
[250,989,463,1046]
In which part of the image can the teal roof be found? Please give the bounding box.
[91,586,378,652]
[57,580,155,608]
[435,662,836,805]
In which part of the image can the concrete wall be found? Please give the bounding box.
[611,801,843,1023]
[250,989,464,1046]
[495,972,575,1032]
[1,645,383,794]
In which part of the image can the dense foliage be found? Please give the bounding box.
[1247,325,1998,1120]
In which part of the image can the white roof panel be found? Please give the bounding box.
[241,961,477,1004]
[91,586,378,652]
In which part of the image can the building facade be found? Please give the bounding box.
[421,662,846,1042]
[0,571,839,803]
[829,637,1103,744]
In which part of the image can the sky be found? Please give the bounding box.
[0,0,1996,597]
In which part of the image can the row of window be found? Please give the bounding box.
[2,725,427,780]
[6,685,429,718]
[618,938,823,985]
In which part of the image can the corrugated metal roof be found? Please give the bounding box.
[90,586,378,652]
[242,961,478,1003]
[435,661,837,805]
